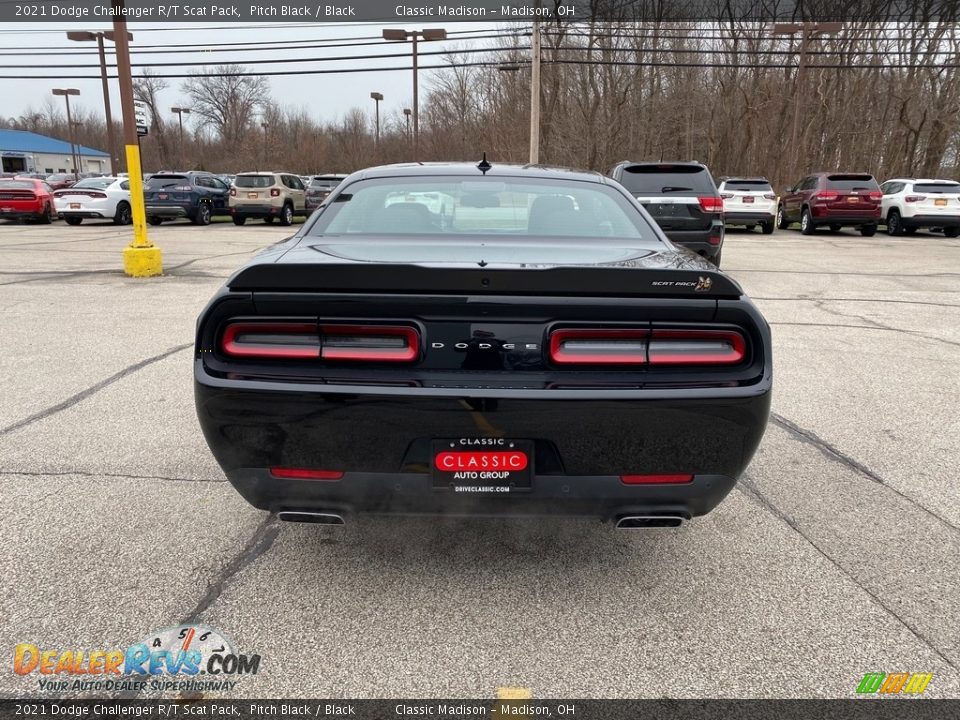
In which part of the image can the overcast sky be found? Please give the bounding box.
[1,20,519,130]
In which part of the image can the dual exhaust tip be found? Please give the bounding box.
[277,512,684,529]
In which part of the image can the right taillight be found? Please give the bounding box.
[549,328,650,365]
[270,188,281,197]
[648,329,746,365]
[548,328,746,366]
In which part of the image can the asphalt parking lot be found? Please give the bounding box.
[0,219,958,700]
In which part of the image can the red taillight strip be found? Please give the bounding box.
[620,473,694,485]
[270,467,343,481]
[320,324,419,362]
[549,328,649,365]
[648,330,746,365]
[221,322,320,359]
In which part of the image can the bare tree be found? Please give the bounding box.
[181,65,271,147]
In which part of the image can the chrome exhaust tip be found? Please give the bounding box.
[615,515,685,530]
[277,511,345,526]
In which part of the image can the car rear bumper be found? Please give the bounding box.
[810,209,880,224]
[900,214,960,227]
[724,211,774,224]
[230,204,281,217]
[227,468,737,521]
[57,210,107,219]
[0,207,43,218]
[195,365,771,520]
[146,204,190,219]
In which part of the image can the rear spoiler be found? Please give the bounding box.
[228,264,743,299]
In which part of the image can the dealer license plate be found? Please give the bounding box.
[847,196,859,203]
[248,192,259,199]
[743,196,754,203]
[70,203,80,210]
[936,198,948,206]
[432,439,533,492]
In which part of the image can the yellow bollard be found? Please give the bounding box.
[121,142,162,277]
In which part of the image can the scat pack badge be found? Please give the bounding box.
[695,276,713,292]
[13,625,261,694]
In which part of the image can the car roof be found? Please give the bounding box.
[886,177,959,183]
[613,160,707,169]
[350,161,609,185]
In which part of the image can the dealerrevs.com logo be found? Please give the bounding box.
[856,672,932,696]
[13,625,261,694]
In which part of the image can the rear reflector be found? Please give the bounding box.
[549,328,649,365]
[220,321,420,362]
[222,322,320,359]
[620,473,694,484]
[270,467,343,481]
[549,328,746,366]
[320,324,419,362]
[648,329,746,365]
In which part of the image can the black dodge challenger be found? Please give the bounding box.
[195,162,772,528]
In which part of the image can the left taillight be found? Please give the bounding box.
[221,322,320,359]
[219,321,420,362]
[548,328,746,366]
[319,324,419,362]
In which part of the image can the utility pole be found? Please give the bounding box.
[529,6,542,165]
[261,122,269,168]
[770,22,843,183]
[113,0,161,277]
[51,89,80,179]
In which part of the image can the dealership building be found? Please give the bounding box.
[0,129,112,175]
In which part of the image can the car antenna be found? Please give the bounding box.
[477,152,492,175]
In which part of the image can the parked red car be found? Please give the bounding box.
[0,178,55,223]
[44,173,78,192]
[777,172,882,236]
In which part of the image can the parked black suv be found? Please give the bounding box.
[144,171,231,225]
[609,161,725,266]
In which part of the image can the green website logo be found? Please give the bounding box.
[856,672,932,695]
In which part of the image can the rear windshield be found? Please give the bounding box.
[618,165,715,194]
[72,178,114,190]
[0,180,33,189]
[308,176,652,240]
[913,182,960,193]
[725,180,771,191]
[235,175,275,188]
[145,175,190,189]
[826,174,879,191]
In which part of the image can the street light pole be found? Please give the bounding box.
[66,30,130,175]
[51,88,80,180]
[529,9,542,165]
[112,0,161,277]
[770,22,843,183]
[383,27,447,161]
[171,106,190,168]
[261,122,269,168]
[370,92,383,149]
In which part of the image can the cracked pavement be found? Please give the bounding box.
[0,221,958,699]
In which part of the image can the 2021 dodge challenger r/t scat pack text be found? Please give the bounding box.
[194,162,772,528]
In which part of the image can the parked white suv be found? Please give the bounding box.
[717,177,776,234]
[880,178,960,237]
